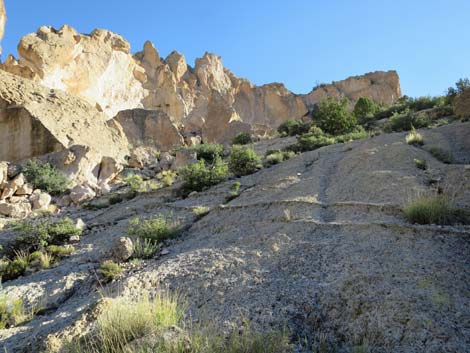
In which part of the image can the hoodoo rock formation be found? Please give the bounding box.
[1,25,402,150]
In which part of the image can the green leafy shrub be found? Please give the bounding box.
[0,296,27,329]
[293,134,336,152]
[353,97,380,124]
[124,173,145,192]
[429,147,453,164]
[47,245,75,258]
[447,78,470,103]
[334,127,368,143]
[277,119,311,137]
[132,238,161,259]
[127,214,180,244]
[180,157,229,194]
[232,132,253,145]
[1,254,29,281]
[385,110,431,132]
[228,146,262,177]
[313,97,357,135]
[47,218,81,244]
[29,251,52,270]
[23,160,69,194]
[191,144,224,164]
[99,260,123,283]
[265,150,296,166]
[404,195,469,225]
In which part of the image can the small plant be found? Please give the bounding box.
[47,218,81,244]
[47,245,75,258]
[230,181,241,194]
[0,296,28,329]
[23,160,69,194]
[132,238,161,259]
[293,134,336,152]
[414,159,427,170]
[99,260,123,283]
[404,195,469,225]
[429,147,454,164]
[406,127,424,145]
[232,132,253,145]
[386,110,431,132]
[29,251,52,270]
[127,214,180,244]
[265,150,296,166]
[161,170,177,187]
[124,173,145,192]
[228,146,262,177]
[180,157,229,194]
[192,206,210,217]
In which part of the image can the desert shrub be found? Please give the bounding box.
[191,144,224,164]
[385,110,431,132]
[132,238,161,259]
[23,160,69,194]
[406,127,424,145]
[313,97,357,135]
[354,97,380,124]
[127,214,179,244]
[1,253,30,281]
[277,119,311,137]
[161,170,177,187]
[47,245,75,258]
[29,251,52,270]
[265,150,296,167]
[11,221,51,253]
[232,132,253,145]
[293,134,336,152]
[99,261,123,283]
[180,157,229,193]
[230,181,241,194]
[447,78,470,102]
[228,146,262,177]
[404,195,469,225]
[414,159,427,170]
[0,296,27,329]
[124,173,145,192]
[192,206,210,217]
[47,218,81,244]
[334,126,369,143]
[429,147,454,164]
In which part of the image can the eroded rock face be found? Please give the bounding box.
[0,69,129,163]
[1,25,402,149]
[0,0,6,54]
[302,70,402,109]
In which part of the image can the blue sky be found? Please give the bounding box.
[2,0,469,97]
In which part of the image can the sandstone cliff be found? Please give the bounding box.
[0,70,129,162]
[0,0,5,54]
[1,25,401,147]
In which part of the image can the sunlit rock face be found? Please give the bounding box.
[1,25,401,147]
[0,0,6,54]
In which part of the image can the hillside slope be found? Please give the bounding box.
[1,122,470,353]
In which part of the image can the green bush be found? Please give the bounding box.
[334,127,368,143]
[191,144,224,164]
[132,238,161,259]
[447,78,470,102]
[385,110,431,132]
[405,127,424,146]
[127,214,179,244]
[23,160,69,194]
[265,150,296,166]
[47,245,75,258]
[404,195,469,225]
[47,218,81,244]
[313,97,357,135]
[228,146,262,177]
[353,97,380,124]
[414,159,427,170]
[180,157,229,193]
[0,296,27,329]
[99,260,123,283]
[124,173,145,192]
[293,134,336,152]
[232,132,253,145]
[277,119,311,137]
[29,251,52,270]
[429,147,453,164]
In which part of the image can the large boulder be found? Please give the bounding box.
[70,185,96,204]
[0,201,31,218]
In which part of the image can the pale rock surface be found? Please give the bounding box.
[0,70,129,162]
[112,237,134,262]
[31,192,52,210]
[128,147,159,169]
[98,157,123,186]
[172,149,197,170]
[1,173,26,200]
[0,0,5,54]
[15,183,33,196]
[0,201,31,218]
[70,185,96,204]
[0,161,7,187]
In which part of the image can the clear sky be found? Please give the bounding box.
[2,0,469,97]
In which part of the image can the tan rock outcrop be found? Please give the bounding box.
[302,70,402,109]
[0,0,6,53]
[0,70,129,162]
[453,89,470,118]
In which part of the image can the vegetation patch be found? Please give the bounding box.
[228,146,262,177]
[265,150,296,167]
[313,97,357,135]
[0,296,29,329]
[414,159,427,170]
[179,157,229,194]
[98,260,123,283]
[189,143,224,164]
[405,127,424,145]
[23,160,70,194]
[277,119,311,137]
[404,195,469,225]
[127,214,180,245]
[428,147,454,164]
[232,132,253,145]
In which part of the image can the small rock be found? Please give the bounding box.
[7,163,22,179]
[70,185,96,204]
[31,192,52,210]
[128,147,159,169]
[15,183,34,196]
[160,249,170,256]
[75,218,86,230]
[56,194,72,207]
[69,235,80,243]
[112,237,134,262]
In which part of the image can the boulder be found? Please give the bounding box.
[15,183,34,196]
[1,173,26,200]
[70,185,96,204]
[454,89,470,118]
[98,157,123,185]
[112,237,134,262]
[172,150,197,170]
[31,192,52,210]
[128,147,159,169]
[159,152,174,171]
[0,202,31,218]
